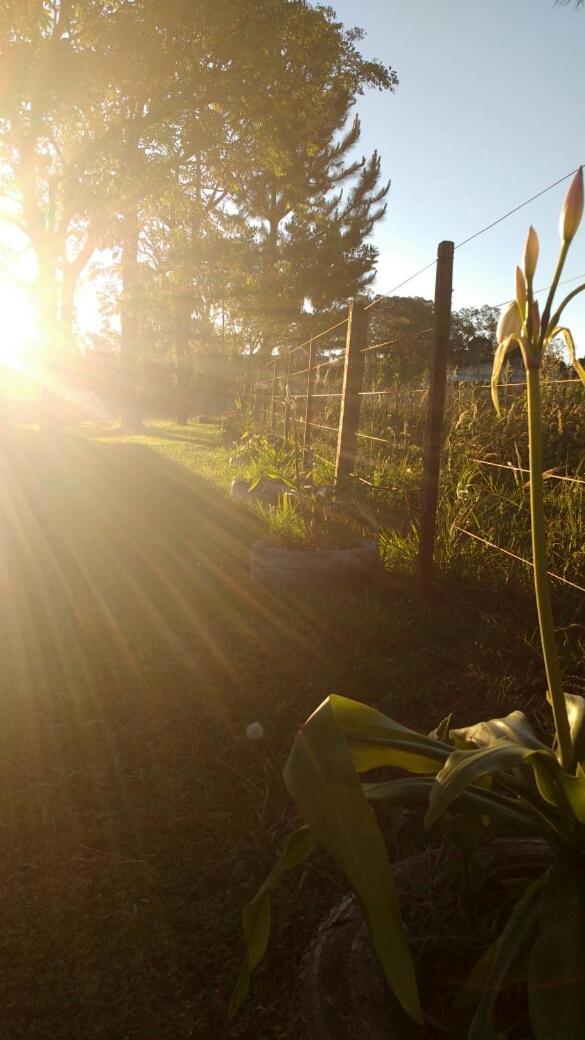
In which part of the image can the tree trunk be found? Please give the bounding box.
[175,288,192,424]
[119,205,144,432]
[60,264,76,356]
[36,240,64,430]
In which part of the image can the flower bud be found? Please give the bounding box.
[515,266,527,313]
[560,166,584,243]
[496,301,522,345]
[523,226,539,284]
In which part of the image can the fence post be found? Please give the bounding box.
[283,347,292,443]
[252,362,262,420]
[335,299,368,487]
[416,240,454,604]
[269,356,278,434]
[303,339,316,466]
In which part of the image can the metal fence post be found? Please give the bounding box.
[416,240,454,604]
[334,299,368,487]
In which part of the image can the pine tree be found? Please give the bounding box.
[226,1,397,357]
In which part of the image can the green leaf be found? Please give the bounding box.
[561,691,585,768]
[248,471,296,492]
[554,327,585,389]
[365,776,535,830]
[529,862,585,1039]
[451,711,547,751]
[425,742,563,830]
[228,825,317,1019]
[327,694,452,775]
[467,875,545,1040]
[283,696,423,1025]
[429,713,453,743]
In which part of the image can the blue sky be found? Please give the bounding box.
[331,0,585,342]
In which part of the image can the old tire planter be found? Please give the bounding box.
[250,537,380,586]
[288,838,552,1040]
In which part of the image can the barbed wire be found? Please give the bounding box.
[453,526,585,595]
[364,164,583,315]
[470,457,585,488]
[259,163,583,370]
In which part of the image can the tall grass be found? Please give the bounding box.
[242,356,585,599]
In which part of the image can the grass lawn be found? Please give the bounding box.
[0,419,577,1039]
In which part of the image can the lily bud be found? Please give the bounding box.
[515,266,527,313]
[496,301,522,345]
[523,226,539,284]
[560,166,584,243]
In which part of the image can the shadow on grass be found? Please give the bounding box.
[1,426,576,1040]
[0,427,411,1040]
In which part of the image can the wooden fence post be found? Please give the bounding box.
[283,347,292,443]
[252,362,262,419]
[335,299,368,487]
[303,338,316,466]
[416,240,454,604]
[269,356,278,434]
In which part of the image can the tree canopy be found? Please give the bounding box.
[0,1,399,421]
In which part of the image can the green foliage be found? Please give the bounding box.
[232,691,585,1036]
[232,176,585,1038]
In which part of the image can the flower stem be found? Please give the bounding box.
[541,241,569,345]
[526,366,572,769]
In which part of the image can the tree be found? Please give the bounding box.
[450,305,499,369]
[226,1,397,357]
[365,296,434,384]
[0,1,184,426]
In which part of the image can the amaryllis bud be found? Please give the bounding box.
[560,166,584,243]
[516,266,527,313]
[523,226,539,284]
[497,301,522,345]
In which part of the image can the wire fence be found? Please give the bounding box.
[244,162,585,603]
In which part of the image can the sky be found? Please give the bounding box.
[0,0,583,373]
[330,0,585,343]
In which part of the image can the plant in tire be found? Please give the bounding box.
[230,167,585,1039]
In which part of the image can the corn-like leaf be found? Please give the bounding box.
[228,825,317,1019]
[563,691,585,768]
[554,327,585,389]
[283,695,423,1024]
[428,712,452,742]
[451,711,547,751]
[529,862,585,1039]
[467,875,545,1040]
[326,693,452,771]
[365,776,536,830]
[248,471,296,492]
[428,737,585,833]
[426,742,563,829]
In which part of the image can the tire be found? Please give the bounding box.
[288,838,552,1040]
[250,538,381,586]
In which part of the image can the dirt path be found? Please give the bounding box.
[0,424,546,1039]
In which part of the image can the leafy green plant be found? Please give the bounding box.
[253,472,380,549]
[230,169,585,1038]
